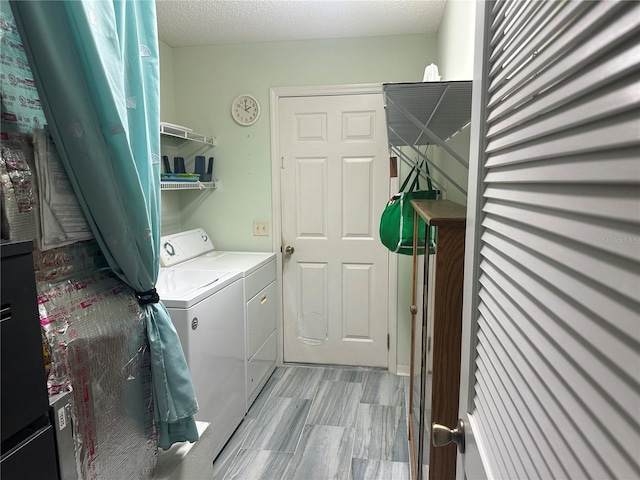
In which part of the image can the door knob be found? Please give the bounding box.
[284,245,295,256]
[432,419,465,453]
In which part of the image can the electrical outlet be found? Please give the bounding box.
[253,220,269,236]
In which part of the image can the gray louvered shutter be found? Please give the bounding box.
[467,1,640,478]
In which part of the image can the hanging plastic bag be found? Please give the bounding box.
[379,163,437,255]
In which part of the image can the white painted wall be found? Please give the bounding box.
[437,0,476,82]
[430,0,476,206]
[159,40,176,122]
[158,41,184,235]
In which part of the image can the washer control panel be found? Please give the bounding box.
[159,228,215,267]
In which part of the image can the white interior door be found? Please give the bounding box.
[457,1,640,479]
[279,93,390,367]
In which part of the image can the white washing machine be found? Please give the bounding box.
[160,228,277,412]
[156,264,245,461]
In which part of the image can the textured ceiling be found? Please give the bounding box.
[156,0,447,48]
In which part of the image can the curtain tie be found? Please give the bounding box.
[135,288,160,306]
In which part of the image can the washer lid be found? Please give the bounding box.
[157,268,242,309]
[177,251,276,276]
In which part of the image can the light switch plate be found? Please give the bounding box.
[253,220,269,236]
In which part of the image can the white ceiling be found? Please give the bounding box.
[156,0,447,48]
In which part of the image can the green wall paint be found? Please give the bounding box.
[164,34,434,248]
[430,0,475,207]
[437,0,476,82]
[158,41,184,236]
[159,33,444,370]
[159,41,176,122]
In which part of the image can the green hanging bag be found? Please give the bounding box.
[379,163,437,255]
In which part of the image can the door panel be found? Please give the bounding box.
[458,1,640,478]
[297,262,328,344]
[280,94,389,367]
[342,263,373,339]
[342,157,374,237]
[296,157,327,236]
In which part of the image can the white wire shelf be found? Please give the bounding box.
[160,123,217,146]
[160,180,217,191]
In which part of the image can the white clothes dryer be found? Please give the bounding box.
[160,229,277,412]
[156,265,245,461]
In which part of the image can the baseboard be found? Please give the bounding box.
[396,364,411,376]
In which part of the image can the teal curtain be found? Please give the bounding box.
[10,0,198,449]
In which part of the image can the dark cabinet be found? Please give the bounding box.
[408,200,466,480]
[1,241,59,480]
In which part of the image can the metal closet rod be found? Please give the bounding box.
[386,95,470,169]
[388,125,468,197]
[391,146,446,194]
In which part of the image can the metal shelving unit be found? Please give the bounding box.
[160,122,217,191]
[160,180,216,191]
[160,122,217,146]
[382,81,472,197]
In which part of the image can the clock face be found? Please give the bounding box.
[232,94,260,125]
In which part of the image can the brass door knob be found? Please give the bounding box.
[432,419,465,453]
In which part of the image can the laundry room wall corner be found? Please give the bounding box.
[167,34,435,251]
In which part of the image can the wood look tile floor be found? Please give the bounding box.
[213,365,411,480]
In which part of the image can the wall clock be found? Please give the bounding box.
[231,94,260,126]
